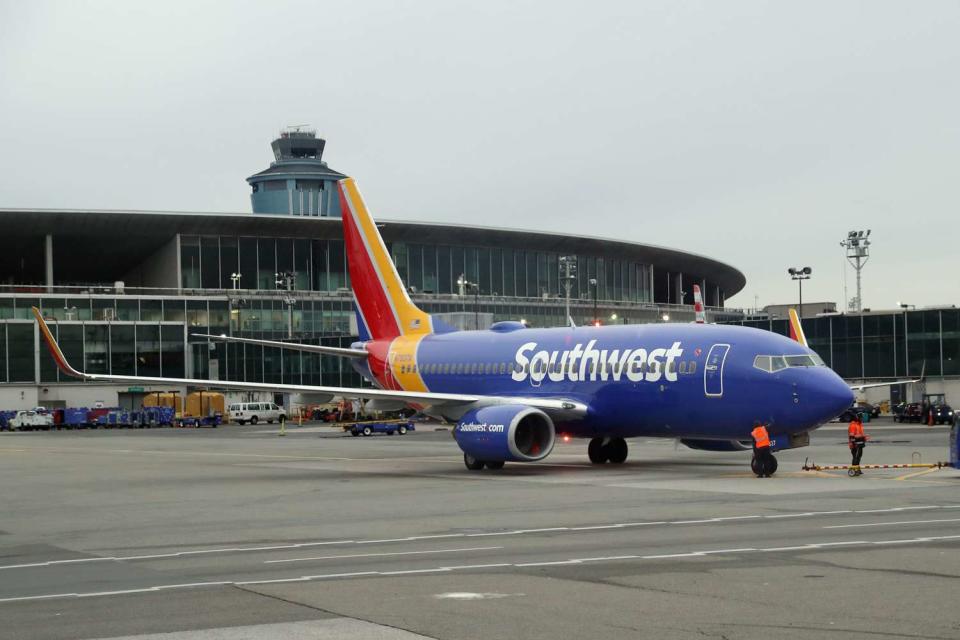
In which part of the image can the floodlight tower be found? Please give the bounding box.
[840,230,871,312]
[559,256,577,326]
[787,267,812,317]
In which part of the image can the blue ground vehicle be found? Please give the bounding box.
[347,420,415,437]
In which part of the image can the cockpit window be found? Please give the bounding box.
[784,354,822,367]
[754,353,825,372]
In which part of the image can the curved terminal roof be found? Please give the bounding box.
[0,208,746,298]
[247,160,347,181]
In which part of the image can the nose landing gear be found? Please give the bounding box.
[588,437,628,464]
[750,453,778,477]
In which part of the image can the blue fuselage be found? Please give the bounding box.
[354,322,853,442]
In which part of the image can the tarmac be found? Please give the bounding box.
[0,418,957,639]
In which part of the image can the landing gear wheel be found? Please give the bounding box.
[464,454,485,471]
[751,454,778,477]
[607,438,628,464]
[588,438,608,464]
[485,461,505,470]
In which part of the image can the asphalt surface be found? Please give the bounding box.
[0,418,958,639]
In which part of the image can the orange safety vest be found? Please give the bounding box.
[751,425,770,449]
[848,421,865,445]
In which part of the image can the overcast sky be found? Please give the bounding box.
[1,0,957,309]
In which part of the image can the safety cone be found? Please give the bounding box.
[928,411,935,427]
[278,416,286,437]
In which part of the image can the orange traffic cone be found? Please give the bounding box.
[928,411,934,426]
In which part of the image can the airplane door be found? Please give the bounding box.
[704,344,730,398]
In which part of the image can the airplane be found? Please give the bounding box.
[36,177,909,476]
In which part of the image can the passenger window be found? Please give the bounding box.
[499,363,506,374]
[667,361,675,374]
[679,361,687,374]
[688,362,696,374]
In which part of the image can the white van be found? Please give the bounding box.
[228,402,286,425]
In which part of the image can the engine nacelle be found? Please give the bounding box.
[680,438,752,452]
[454,405,555,463]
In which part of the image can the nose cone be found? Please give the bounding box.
[815,372,855,423]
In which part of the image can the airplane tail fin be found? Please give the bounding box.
[692,285,706,324]
[339,179,454,341]
[788,308,808,347]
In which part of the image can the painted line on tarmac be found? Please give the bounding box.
[823,518,960,529]
[3,536,960,603]
[264,546,503,564]
[3,504,958,572]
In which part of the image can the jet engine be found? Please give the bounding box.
[680,438,752,452]
[454,405,555,463]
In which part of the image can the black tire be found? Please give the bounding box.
[397,425,408,435]
[606,438,628,464]
[588,437,608,464]
[237,420,246,425]
[464,454,484,471]
[751,454,777,476]
[362,426,373,436]
[250,416,259,425]
[351,430,359,436]
[485,461,505,470]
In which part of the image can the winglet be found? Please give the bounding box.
[788,308,808,347]
[692,285,706,324]
[31,307,86,379]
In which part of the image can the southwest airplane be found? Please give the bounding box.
[35,178,885,476]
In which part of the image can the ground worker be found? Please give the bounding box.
[848,413,868,475]
[751,421,774,477]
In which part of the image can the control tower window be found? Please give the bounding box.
[264,181,286,191]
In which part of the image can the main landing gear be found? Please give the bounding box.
[463,454,506,471]
[588,437,628,464]
[750,453,778,477]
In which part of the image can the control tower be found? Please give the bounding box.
[247,127,347,216]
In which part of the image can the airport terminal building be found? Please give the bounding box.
[0,130,751,409]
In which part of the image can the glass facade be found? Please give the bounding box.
[179,236,654,305]
[727,309,960,379]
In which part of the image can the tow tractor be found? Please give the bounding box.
[342,418,415,437]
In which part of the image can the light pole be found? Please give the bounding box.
[589,278,598,326]
[898,302,915,379]
[230,272,242,290]
[559,256,577,327]
[841,230,871,312]
[456,274,479,329]
[275,271,296,338]
[788,267,812,318]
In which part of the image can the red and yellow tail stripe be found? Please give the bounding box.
[788,308,807,347]
[31,307,84,378]
[339,178,432,341]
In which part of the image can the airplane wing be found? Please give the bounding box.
[848,362,925,392]
[191,333,368,358]
[33,309,586,420]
